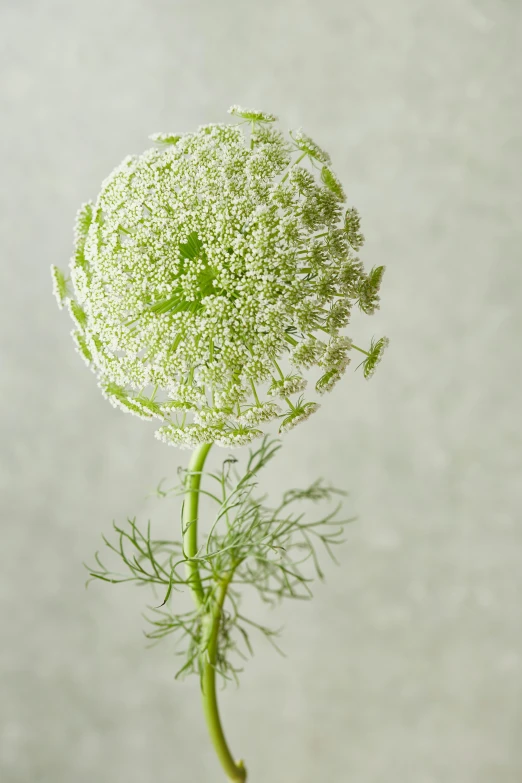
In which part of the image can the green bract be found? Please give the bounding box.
[52,106,388,448]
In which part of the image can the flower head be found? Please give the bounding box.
[52,107,387,447]
[359,336,390,380]
[228,105,277,123]
[279,399,321,434]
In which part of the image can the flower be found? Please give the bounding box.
[236,402,281,426]
[51,265,69,309]
[267,375,308,398]
[359,336,390,380]
[290,129,331,164]
[279,400,321,434]
[52,107,387,447]
[228,106,277,123]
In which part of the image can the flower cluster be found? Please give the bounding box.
[52,106,387,447]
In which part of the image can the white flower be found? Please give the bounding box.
[214,427,263,447]
[267,375,308,398]
[320,336,353,372]
[71,329,92,367]
[279,402,320,434]
[149,132,182,145]
[357,265,386,315]
[193,407,232,427]
[228,106,277,123]
[236,402,281,426]
[362,336,390,380]
[290,129,331,164]
[51,265,69,309]
[53,106,387,447]
[155,424,215,449]
[290,338,326,369]
[100,380,155,420]
[316,369,343,395]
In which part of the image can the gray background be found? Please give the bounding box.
[1,1,521,781]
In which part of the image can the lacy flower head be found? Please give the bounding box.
[51,106,388,448]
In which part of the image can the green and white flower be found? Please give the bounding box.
[52,106,387,447]
[279,399,321,434]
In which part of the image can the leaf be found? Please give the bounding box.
[156,571,175,608]
[85,434,351,686]
[179,232,205,261]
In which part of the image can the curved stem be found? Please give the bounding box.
[182,444,247,782]
[201,569,246,782]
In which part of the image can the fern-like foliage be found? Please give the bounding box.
[85,436,353,683]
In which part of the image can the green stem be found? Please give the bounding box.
[281,150,307,182]
[272,359,285,381]
[201,569,246,782]
[351,343,370,356]
[182,444,247,782]
[249,379,261,407]
[183,443,212,605]
[284,396,296,412]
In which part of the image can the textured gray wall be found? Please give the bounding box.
[1,1,521,781]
